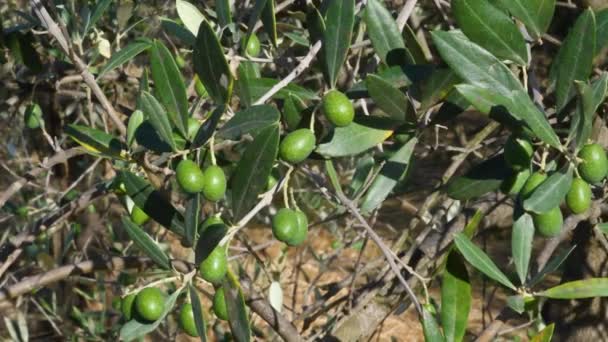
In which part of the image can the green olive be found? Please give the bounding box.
[176,159,205,194]
[501,169,531,196]
[244,33,261,57]
[578,143,608,184]
[134,287,165,322]
[532,207,563,238]
[199,246,228,284]
[279,129,316,163]
[213,287,229,320]
[202,165,226,202]
[566,178,592,214]
[272,208,300,245]
[520,171,547,200]
[322,90,355,127]
[121,293,136,320]
[179,303,199,337]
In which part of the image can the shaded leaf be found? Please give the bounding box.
[512,213,535,285]
[127,110,144,147]
[417,69,461,112]
[551,9,596,111]
[97,38,151,78]
[361,138,417,213]
[523,166,573,214]
[195,217,227,264]
[222,271,251,342]
[184,193,202,247]
[161,18,196,46]
[194,20,234,104]
[121,217,170,270]
[528,246,576,286]
[231,125,279,221]
[245,0,269,51]
[216,0,232,27]
[446,154,511,200]
[139,91,177,151]
[191,105,225,149]
[402,24,429,64]
[452,0,527,65]
[283,93,306,130]
[366,74,412,122]
[323,0,355,87]
[441,252,471,342]
[454,233,516,290]
[261,0,277,47]
[189,285,208,342]
[364,0,413,65]
[218,105,280,140]
[540,278,608,299]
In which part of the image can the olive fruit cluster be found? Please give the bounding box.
[121,287,165,323]
[176,159,227,201]
[565,143,607,214]
[272,208,308,246]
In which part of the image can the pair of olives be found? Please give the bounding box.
[121,287,165,322]
[176,160,226,201]
[271,208,308,246]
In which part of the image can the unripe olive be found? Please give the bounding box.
[202,165,226,202]
[213,287,229,320]
[199,246,228,284]
[578,143,608,184]
[566,178,592,214]
[134,287,165,322]
[244,33,261,57]
[279,129,316,163]
[176,159,205,194]
[121,293,136,320]
[501,169,531,196]
[179,303,199,337]
[187,118,201,140]
[520,171,547,200]
[532,207,563,238]
[272,208,300,245]
[290,210,309,246]
[322,90,355,127]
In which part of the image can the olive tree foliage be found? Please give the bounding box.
[2,0,608,340]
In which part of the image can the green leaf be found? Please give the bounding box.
[120,171,185,236]
[570,73,608,149]
[596,9,608,52]
[189,285,208,341]
[421,305,445,342]
[97,38,151,78]
[161,18,196,46]
[506,295,525,314]
[191,105,225,149]
[231,125,279,221]
[446,154,511,200]
[120,286,183,341]
[283,94,306,131]
[184,194,201,247]
[360,138,417,213]
[441,252,471,342]
[347,66,416,99]
[512,213,534,285]
[261,0,277,47]
[454,233,516,290]
[121,217,171,270]
[65,124,126,159]
[551,9,596,111]
[222,271,251,342]
[218,105,280,140]
[216,0,232,27]
[494,0,556,40]
[242,78,319,102]
[194,20,234,104]
[195,217,227,264]
[452,0,528,65]
[364,0,412,65]
[84,0,111,36]
[176,0,205,35]
[139,91,177,152]
[531,324,555,342]
[127,110,144,147]
[316,119,394,157]
[402,24,429,64]
[540,278,608,299]
[416,69,461,113]
[528,246,575,286]
[366,74,412,122]
[150,40,189,137]
[323,0,355,88]
[523,166,573,214]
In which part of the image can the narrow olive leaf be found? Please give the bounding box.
[245,0,269,50]
[120,286,183,341]
[366,74,411,122]
[216,0,232,27]
[454,233,517,290]
[83,0,111,36]
[261,0,277,47]
[150,40,189,137]
[325,159,346,199]
[120,171,185,236]
[127,110,144,147]
[421,305,445,342]
[417,69,461,112]
[452,0,528,65]
[323,0,355,88]
[531,324,555,342]
[598,222,608,234]
[361,138,417,213]
[551,9,596,111]
[139,91,177,151]
[245,78,319,102]
[176,0,205,35]
[596,9,608,52]
[231,125,279,221]
[494,0,556,40]
[316,119,394,157]
[441,252,471,342]
[65,124,126,159]
[403,24,429,64]
[195,218,227,264]
[506,295,525,314]
[523,166,573,214]
[446,154,511,200]
[191,105,225,149]
[528,245,576,287]
[512,213,534,285]
[184,194,201,247]
[364,0,413,65]
[283,93,306,130]
[97,38,151,78]
[347,66,415,98]
[121,217,171,270]
[189,285,208,342]
[540,278,608,299]
[218,105,280,140]
[161,18,196,46]
[570,73,608,149]
[222,271,251,342]
[194,20,234,104]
